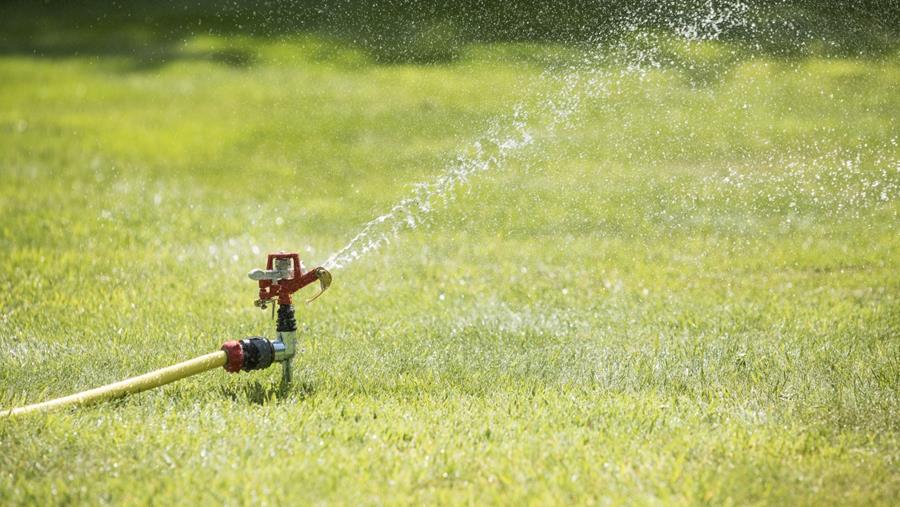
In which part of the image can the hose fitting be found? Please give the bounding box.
[222,341,243,372]
[221,338,276,373]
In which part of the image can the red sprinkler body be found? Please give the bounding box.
[222,252,332,384]
[253,253,330,306]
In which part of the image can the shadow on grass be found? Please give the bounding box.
[217,379,317,405]
[0,0,897,71]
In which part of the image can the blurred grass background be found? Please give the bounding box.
[1,1,899,505]
[2,0,899,65]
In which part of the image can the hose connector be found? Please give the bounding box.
[221,338,276,373]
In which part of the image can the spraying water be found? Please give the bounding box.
[323,2,757,270]
[323,73,590,270]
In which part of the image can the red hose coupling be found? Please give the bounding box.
[221,341,244,373]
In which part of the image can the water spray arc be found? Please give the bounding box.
[318,2,754,273]
[2,252,332,418]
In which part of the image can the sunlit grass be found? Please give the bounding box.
[0,29,898,506]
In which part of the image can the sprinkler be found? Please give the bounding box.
[244,252,332,384]
[2,252,332,417]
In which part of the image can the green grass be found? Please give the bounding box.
[1,18,899,507]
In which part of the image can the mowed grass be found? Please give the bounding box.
[1,28,899,506]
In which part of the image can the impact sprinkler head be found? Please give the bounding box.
[248,252,332,307]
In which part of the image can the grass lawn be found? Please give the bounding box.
[1,5,899,505]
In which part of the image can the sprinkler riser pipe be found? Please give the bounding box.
[272,338,287,360]
[274,331,297,362]
[273,303,299,384]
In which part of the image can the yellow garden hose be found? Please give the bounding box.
[2,351,227,418]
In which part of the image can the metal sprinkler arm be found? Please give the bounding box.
[304,267,332,303]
